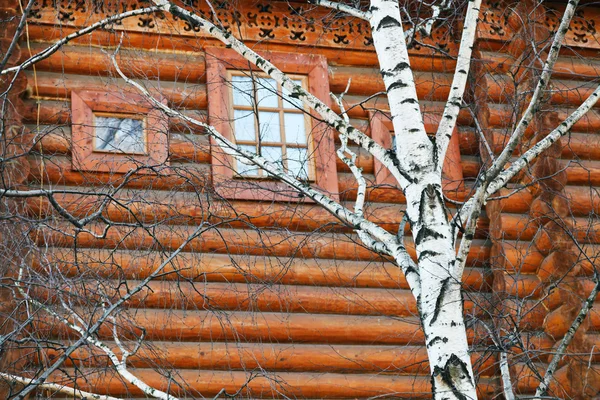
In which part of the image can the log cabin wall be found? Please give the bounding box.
[4,0,600,398]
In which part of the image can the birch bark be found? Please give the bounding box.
[368,1,477,399]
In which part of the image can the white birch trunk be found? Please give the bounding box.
[369,2,477,399]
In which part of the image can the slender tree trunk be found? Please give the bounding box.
[368,1,478,398]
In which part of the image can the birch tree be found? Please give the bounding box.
[2,0,600,399]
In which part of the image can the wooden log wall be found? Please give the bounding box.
[4,0,600,398]
[475,1,600,398]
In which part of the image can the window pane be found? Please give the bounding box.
[237,144,259,176]
[258,111,281,142]
[233,109,256,142]
[231,76,254,106]
[256,77,278,108]
[262,146,284,169]
[282,79,304,109]
[94,116,145,154]
[284,113,306,144]
[287,147,309,179]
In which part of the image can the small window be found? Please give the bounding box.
[93,114,146,154]
[206,48,339,201]
[71,90,168,174]
[229,73,313,181]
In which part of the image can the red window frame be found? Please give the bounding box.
[206,47,339,201]
[71,90,168,174]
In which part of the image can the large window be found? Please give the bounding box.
[206,48,339,201]
[229,73,313,181]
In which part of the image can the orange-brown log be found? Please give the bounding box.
[36,309,427,345]
[562,160,600,186]
[550,80,600,109]
[43,368,497,398]
[22,42,207,83]
[481,73,515,104]
[32,279,487,319]
[479,51,515,74]
[499,214,600,244]
[560,132,600,160]
[513,362,547,394]
[330,67,453,101]
[545,305,578,338]
[583,333,600,362]
[21,187,487,237]
[40,341,498,376]
[496,240,544,274]
[552,57,600,80]
[587,306,600,331]
[24,192,411,234]
[337,172,477,204]
[332,96,474,124]
[27,65,456,111]
[35,249,492,292]
[31,222,491,265]
[26,70,207,109]
[25,25,459,71]
[501,273,543,299]
[22,99,209,132]
[565,186,600,216]
[493,188,533,215]
[461,156,481,178]
[21,130,211,163]
[27,156,209,191]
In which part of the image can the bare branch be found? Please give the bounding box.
[487,0,580,181]
[0,6,162,76]
[307,0,371,20]
[435,0,482,171]
[535,275,600,397]
[0,373,122,400]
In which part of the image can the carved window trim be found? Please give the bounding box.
[206,47,339,201]
[369,111,464,192]
[71,90,168,174]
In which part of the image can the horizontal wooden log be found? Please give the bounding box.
[22,129,374,173]
[22,128,211,163]
[31,222,491,265]
[498,213,600,244]
[26,26,459,71]
[36,309,428,344]
[486,104,600,132]
[337,172,476,204]
[41,341,497,376]
[27,156,209,191]
[44,368,497,398]
[560,132,600,160]
[22,42,208,83]
[552,56,600,80]
[482,74,600,109]
[24,191,407,233]
[496,240,544,274]
[26,70,207,110]
[21,99,208,132]
[562,159,600,186]
[25,58,458,110]
[33,279,486,318]
[500,273,543,299]
[35,249,492,291]
[330,67,453,101]
[584,333,600,362]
